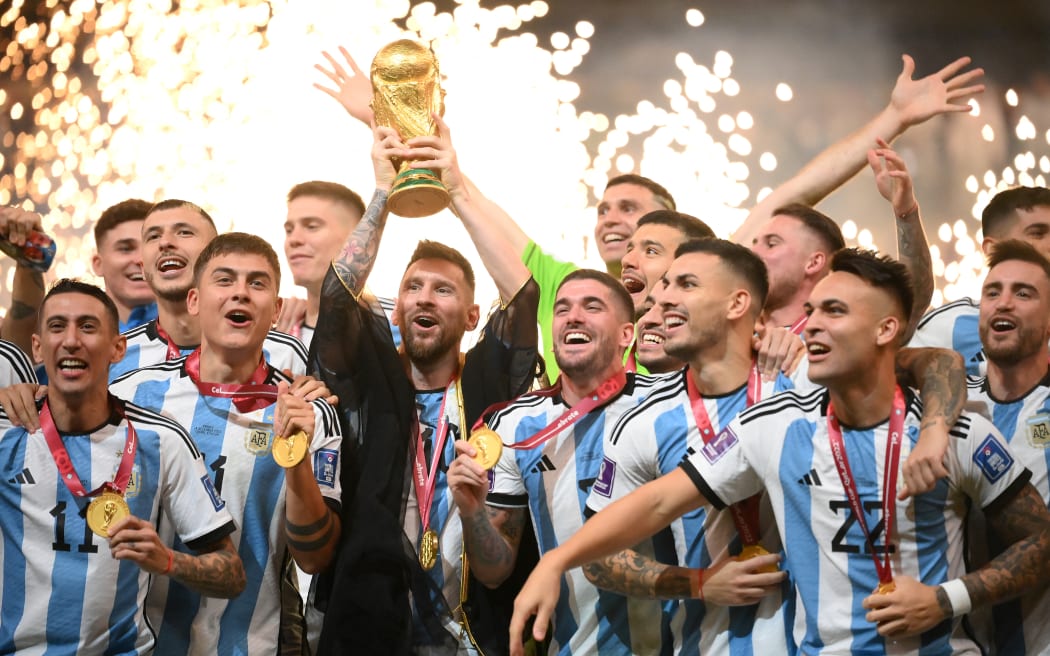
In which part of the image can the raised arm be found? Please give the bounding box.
[868,138,933,327]
[404,116,532,301]
[0,207,47,356]
[331,124,403,297]
[733,55,983,246]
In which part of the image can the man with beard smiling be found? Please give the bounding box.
[965,240,1050,655]
[510,249,1050,656]
[312,124,540,655]
[446,269,667,655]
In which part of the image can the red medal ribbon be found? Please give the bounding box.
[184,349,277,413]
[154,321,190,361]
[506,369,627,451]
[827,385,905,586]
[624,335,638,374]
[687,363,763,544]
[41,397,138,498]
[413,378,457,535]
[788,314,808,336]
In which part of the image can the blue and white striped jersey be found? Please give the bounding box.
[966,373,1050,655]
[909,298,985,376]
[588,367,796,656]
[487,372,666,655]
[682,387,1030,655]
[0,400,236,655]
[0,339,36,387]
[403,383,469,646]
[110,358,342,655]
[109,319,309,382]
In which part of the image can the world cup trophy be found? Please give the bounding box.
[371,40,450,218]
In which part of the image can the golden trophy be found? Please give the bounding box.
[371,39,451,218]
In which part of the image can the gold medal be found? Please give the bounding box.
[875,579,896,595]
[736,543,779,573]
[419,528,439,570]
[468,427,503,470]
[272,430,308,468]
[87,490,131,538]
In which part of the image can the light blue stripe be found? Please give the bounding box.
[778,418,822,654]
[0,428,30,654]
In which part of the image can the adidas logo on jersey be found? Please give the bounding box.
[8,467,34,484]
[531,455,557,474]
[797,468,822,486]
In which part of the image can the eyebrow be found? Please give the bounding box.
[211,267,272,281]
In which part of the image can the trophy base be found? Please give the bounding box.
[388,168,451,218]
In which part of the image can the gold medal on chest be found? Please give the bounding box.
[86,490,131,538]
[419,528,439,570]
[272,430,308,468]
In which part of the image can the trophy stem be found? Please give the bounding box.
[387,167,451,218]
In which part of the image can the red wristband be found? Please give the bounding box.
[694,567,705,601]
[162,548,174,575]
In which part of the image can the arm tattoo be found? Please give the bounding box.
[332,189,390,297]
[967,485,1050,609]
[464,506,524,571]
[171,536,246,599]
[286,509,336,552]
[898,347,965,430]
[896,209,934,334]
[582,549,692,599]
[8,301,35,321]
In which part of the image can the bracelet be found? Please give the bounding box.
[692,567,705,601]
[896,204,919,220]
[939,579,972,616]
[162,548,174,575]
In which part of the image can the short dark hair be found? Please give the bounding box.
[94,199,153,246]
[193,232,281,288]
[636,210,715,241]
[146,199,218,232]
[557,269,636,324]
[981,186,1050,238]
[41,279,120,333]
[773,203,845,253]
[406,240,475,295]
[987,239,1050,281]
[287,181,366,219]
[605,174,675,211]
[674,238,769,313]
[830,248,914,328]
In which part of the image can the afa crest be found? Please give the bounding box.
[1026,414,1050,448]
[245,426,273,456]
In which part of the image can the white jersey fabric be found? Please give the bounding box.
[0,339,37,387]
[909,298,985,376]
[588,367,796,656]
[110,357,342,655]
[966,372,1050,655]
[681,386,1030,656]
[487,372,666,655]
[0,399,236,655]
[110,319,308,382]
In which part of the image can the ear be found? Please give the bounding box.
[186,288,200,317]
[91,252,103,277]
[271,296,283,328]
[31,333,42,365]
[617,321,635,350]
[981,236,997,256]
[110,334,127,365]
[875,315,901,347]
[465,303,480,332]
[804,251,827,278]
[725,289,752,322]
[391,299,401,327]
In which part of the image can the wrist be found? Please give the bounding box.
[690,567,706,600]
[895,202,919,220]
[162,548,175,575]
[938,578,973,617]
